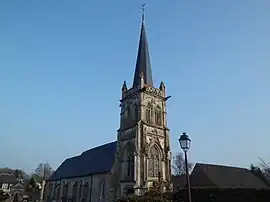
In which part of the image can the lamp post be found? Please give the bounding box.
[179,132,192,202]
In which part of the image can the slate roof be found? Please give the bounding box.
[0,173,17,184]
[0,168,14,174]
[171,175,186,190]
[48,141,117,181]
[190,163,269,189]
[133,21,153,87]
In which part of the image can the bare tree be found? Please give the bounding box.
[34,162,54,202]
[172,152,193,176]
[250,164,269,186]
[259,157,270,180]
[35,162,54,181]
[250,157,270,186]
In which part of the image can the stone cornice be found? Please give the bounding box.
[141,121,170,131]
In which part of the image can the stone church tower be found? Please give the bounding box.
[115,19,172,196]
[45,16,172,202]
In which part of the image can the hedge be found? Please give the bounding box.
[116,188,270,202]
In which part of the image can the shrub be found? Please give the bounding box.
[116,188,270,202]
[116,189,174,202]
[0,190,9,202]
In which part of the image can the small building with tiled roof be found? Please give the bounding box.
[0,173,26,202]
[0,173,17,186]
[0,173,18,196]
[190,163,269,189]
[45,14,173,202]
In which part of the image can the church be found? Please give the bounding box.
[45,16,172,202]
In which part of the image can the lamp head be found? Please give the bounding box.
[179,132,191,152]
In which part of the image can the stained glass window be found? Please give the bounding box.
[148,146,160,177]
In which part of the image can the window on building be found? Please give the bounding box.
[124,105,133,123]
[13,193,19,202]
[62,183,69,202]
[127,152,134,178]
[78,183,82,201]
[148,146,160,178]
[155,106,162,126]
[82,182,89,201]
[72,182,77,202]
[46,183,52,202]
[55,185,60,200]
[1,183,8,189]
[100,180,105,200]
[146,103,153,124]
[123,145,135,181]
[126,106,130,117]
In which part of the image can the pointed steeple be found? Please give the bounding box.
[132,19,153,87]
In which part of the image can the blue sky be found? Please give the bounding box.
[1,0,269,173]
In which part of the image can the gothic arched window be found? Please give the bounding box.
[55,185,60,200]
[78,183,82,201]
[100,180,105,200]
[72,182,77,201]
[125,105,131,121]
[155,106,162,126]
[82,182,89,201]
[127,152,134,178]
[47,183,52,201]
[148,146,160,178]
[146,103,153,124]
[62,183,68,202]
[124,145,134,180]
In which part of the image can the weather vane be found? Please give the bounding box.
[141,4,146,22]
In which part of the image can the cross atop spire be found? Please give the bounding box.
[141,4,146,22]
[132,5,153,87]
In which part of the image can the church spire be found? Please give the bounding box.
[132,5,153,87]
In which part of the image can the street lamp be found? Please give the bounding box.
[179,132,192,202]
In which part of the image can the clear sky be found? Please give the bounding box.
[1,0,269,173]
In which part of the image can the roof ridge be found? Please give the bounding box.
[197,163,249,170]
[49,141,117,181]
[81,141,116,155]
[195,163,219,188]
[65,155,80,161]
